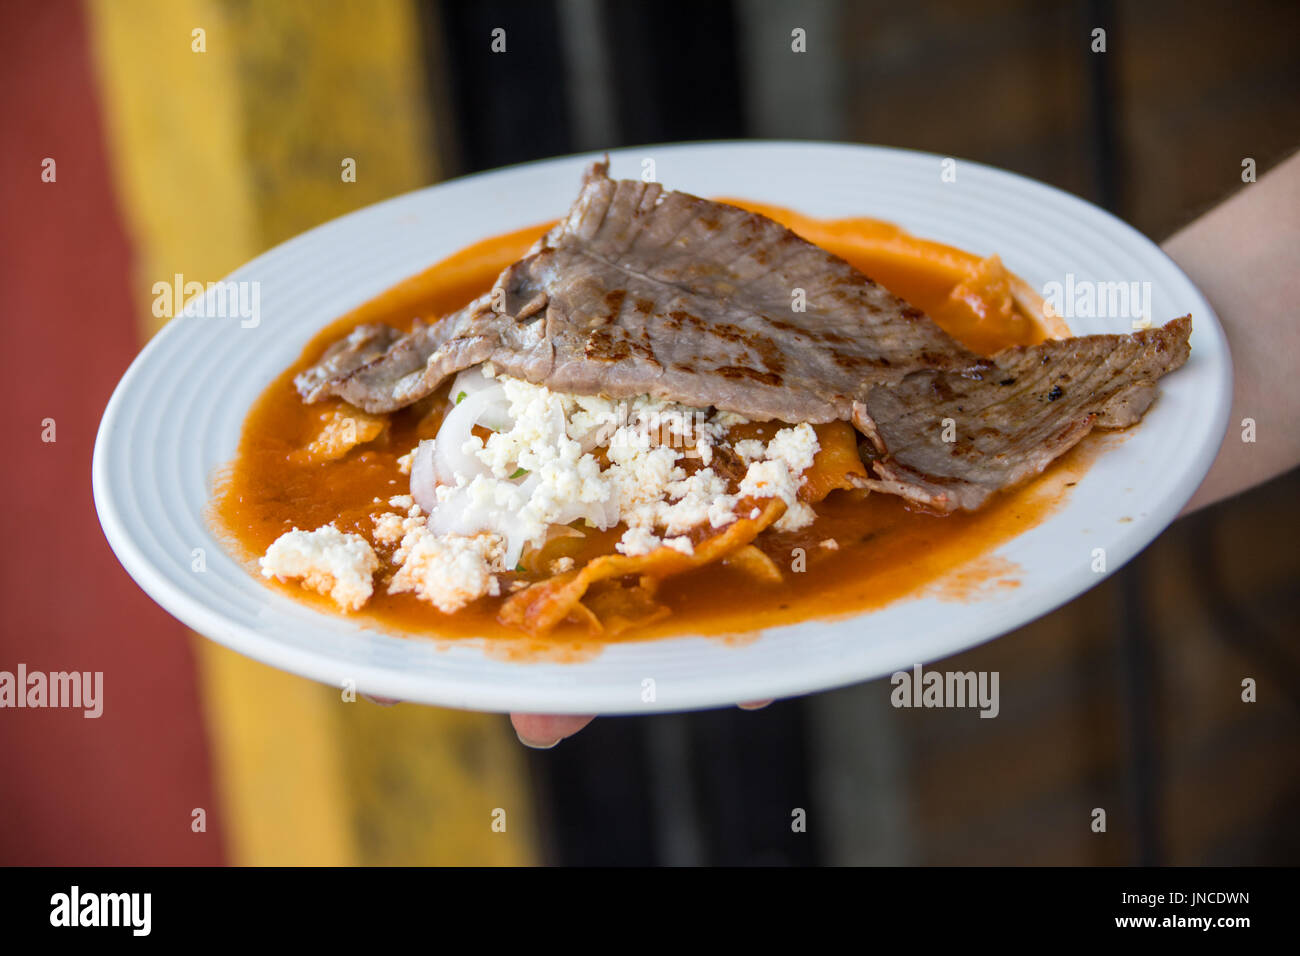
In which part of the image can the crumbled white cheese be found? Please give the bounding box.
[713,410,750,429]
[740,461,817,532]
[549,555,576,573]
[415,369,825,567]
[372,510,424,548]
[739,459,799,503]
[731,424,821,533]
[568,393,621,439]
[387,526,505,613]
[396,449,416,476]
[695,435,715,466]
[617,526,662,557]
[475,377,573,478]
[774,500,817,533]
[636,468,736,535]
[663,535,695,556]
[388,494,415,511]
[607,438,684,510]
[819,538,840,550]
[260,524,378,611]
[436,377,623,560]
[766,424,820,475]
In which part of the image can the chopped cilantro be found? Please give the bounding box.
[455,390,468,404]
[509,467,529,479]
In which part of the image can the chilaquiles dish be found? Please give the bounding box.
[215,162,1190,643]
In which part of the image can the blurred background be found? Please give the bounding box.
[1,0,1296,865]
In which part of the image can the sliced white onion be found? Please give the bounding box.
[594,495,621,529]
[502,532,527,571]
[432,386,509,486]
[427,486,489,536]
[578,419,620,453]
[448,364,497,401]
[500,474,541,568]
[410,438,439,514]
[449,366,512,431]
[425,475,536,569]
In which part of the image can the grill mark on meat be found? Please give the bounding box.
[764,316,818,338]
[715,365,783,387]
[818,330,853,345]
[831,351,884,371]
[600,289,626,324]
[753,338,787,375]
[707,321,787,376]
[584,328,627,361]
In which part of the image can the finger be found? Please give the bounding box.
[737,699,773,711]
[511,713,596,749]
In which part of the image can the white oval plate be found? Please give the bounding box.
[93,142,1231,714]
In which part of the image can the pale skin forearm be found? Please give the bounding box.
[1164,150,1300,514]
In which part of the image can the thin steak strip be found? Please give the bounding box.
[850,316,1192,512]
[297,161,977,421]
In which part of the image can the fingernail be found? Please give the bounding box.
[516,731,560,750]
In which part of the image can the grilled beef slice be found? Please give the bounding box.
[298,160,978,421]
[850,316,1192,512]
[296,322,402,402]
[297,162,1193,511]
